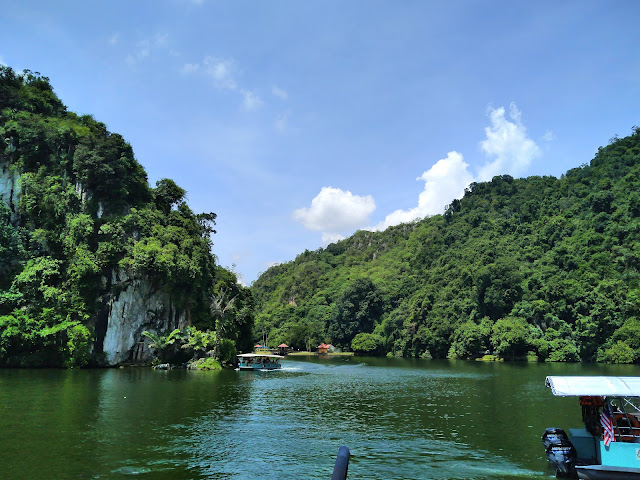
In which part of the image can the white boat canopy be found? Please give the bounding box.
[237,353,284,359]
[546,376,640,397]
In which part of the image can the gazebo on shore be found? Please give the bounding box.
[277,343,289,356]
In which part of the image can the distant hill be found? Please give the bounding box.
[0,66,252,367]
[251,128,640,362]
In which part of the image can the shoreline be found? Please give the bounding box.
[286,351,354,357]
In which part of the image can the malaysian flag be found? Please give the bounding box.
[601,402,615,446]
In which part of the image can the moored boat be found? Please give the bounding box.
[236,353,283,371]
[543,376,640,479]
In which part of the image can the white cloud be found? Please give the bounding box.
[231,252,249,264]
[478,103,541,181]
[181,63,200,74]
[272,85,288,100]
[153,33,168,46]
[322,233,345,244]
[372,151,473,231]
[368,104,540,232]
[542,130,556,142]
[184,56,272,112]
[293,187,376,234]
[137,42,151,59]
[295,104,542,242]
[124,33,170,66]
[242,90,263,111]
[203,56,237,90]
[274,110,291,132]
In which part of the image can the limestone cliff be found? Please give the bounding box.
[95,271,188,366]
[0,67,232,369]
[0,161,20,222]
[1,158,178,366]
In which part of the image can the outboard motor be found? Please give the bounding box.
[542,427,578,478]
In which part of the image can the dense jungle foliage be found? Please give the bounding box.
[252,128,640,363]
[0,66,253,367]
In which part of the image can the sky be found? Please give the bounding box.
[1,0,639,284]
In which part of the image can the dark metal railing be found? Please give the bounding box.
[330,446,350,480]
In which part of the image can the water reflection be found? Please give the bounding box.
[91,368,250,479]
[1,359,639,479]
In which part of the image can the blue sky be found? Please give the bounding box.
[2,1,639,283]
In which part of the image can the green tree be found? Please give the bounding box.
[351,332,384,355]
[142,329,184,364]
[448,319,491,359]
[491,316,530,359]
[0,66,249,368]
[154,178,186,214]
[181,326,217,359]
[326,278,383,348]
[601,341,637,364]
[0,203,24,292]
[210,289,237,359]
[475,258,523,320]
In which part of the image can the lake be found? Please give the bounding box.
[1,357,639,479]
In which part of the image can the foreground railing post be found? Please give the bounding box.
[331,446,350,480]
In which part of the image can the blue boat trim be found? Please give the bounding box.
[576,465,640,480]
[543,376,640,479]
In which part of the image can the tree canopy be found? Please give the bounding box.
[252,127,640,363]
[0,66,252,367]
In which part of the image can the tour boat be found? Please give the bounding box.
[543,376,640,479]
[236,353,283,371]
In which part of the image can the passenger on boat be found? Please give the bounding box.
[580,396,602,436]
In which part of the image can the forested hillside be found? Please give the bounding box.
[0,67,252,367]
[252,128,640,362]
[2,65,639,366]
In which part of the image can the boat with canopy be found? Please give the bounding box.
[236,353,283,371]
[543,376,640,479]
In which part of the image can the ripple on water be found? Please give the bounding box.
[0,359,564,479]
[160,359,549,479]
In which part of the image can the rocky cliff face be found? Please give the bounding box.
[1,159,181,366]
[0,160,20,222]
[0,70,226,368]
[95,271,188,366]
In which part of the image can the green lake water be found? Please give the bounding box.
[2,357,640,480]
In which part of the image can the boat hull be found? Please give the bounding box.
[577,465,640,480]
[238,365,281,371]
